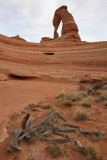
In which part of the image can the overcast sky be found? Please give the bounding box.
[0,0,107,43]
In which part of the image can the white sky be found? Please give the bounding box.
[0,0,107,42]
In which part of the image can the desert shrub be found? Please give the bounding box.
[57,91,87,107]
[95,91,107,103]
[69,91,87,101]
[74,108,90,121]
[28,103,37,109]
[86,142,98,156]
[56,91,67,99]
[81,96,94,108]
[36,101,46,107]
[36,101,53,110]
[46,144,65,158]
[57,99,74,107]
[27,103,38,111]
[50,106,56,112]
[28,101,53,110]
[11,111,20,120]
[62,100,74,106]
[104,101,107,109]
[40,104,53,110]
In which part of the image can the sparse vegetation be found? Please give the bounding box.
[8,111,105,160]
[81,96,94,108]
[57,91,87,101]
[46,144,65,158]
[73,108,90,121]
[56,90,67,99]
[79,142,98,158]
[8,81,107,159]
[84,74,90,77]
[57,98,74,107]
[28,103,37,108]
[50,106,56,112]
[69,91,88,101]
[86,142,98,156]
[41,104,53,110]
[57,90,88,107]
[21,149,41,160]
[11,111,20,120]
[28,101,53,111]
[104,101,107,109]
[95,91,107,103]
[36,101,45,107]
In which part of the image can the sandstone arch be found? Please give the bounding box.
[53,5,81,41]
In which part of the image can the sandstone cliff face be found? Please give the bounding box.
[53,5,81,41]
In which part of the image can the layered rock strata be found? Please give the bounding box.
[53,5,81,41]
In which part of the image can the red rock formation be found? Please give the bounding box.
[53,5,81,41]
[40,37,53,43]
[12,35,26,41]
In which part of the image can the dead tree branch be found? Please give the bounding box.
[7,112,104,153]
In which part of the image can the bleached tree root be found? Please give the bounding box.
[7,112,104,153]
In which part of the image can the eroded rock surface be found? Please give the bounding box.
[9,70,39,79]
[12,35,26,41]
[0,73,8,81]
[41,37,53,43]
[53,5,81,41]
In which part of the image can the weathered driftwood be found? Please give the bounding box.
[7,112,104,153]
[7,129,22,152]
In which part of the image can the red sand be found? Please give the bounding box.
[0,34,107,160]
